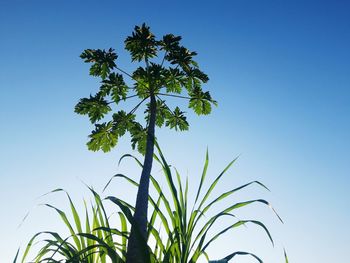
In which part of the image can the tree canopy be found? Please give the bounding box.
[75,23,217,154]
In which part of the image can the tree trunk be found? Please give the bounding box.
[126,94,156,263]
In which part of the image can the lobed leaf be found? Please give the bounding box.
[80,48,117,79]
[74,95,111,124]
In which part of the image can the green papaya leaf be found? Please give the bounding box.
[87,122,118,152]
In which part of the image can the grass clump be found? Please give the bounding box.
[15,145,286,262]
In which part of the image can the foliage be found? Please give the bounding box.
[105,144,284,263]
[76,23,217,263]
[16,188,128,263]
[16,147,286,263]
[75,23,216,154]
[15,23,288,263]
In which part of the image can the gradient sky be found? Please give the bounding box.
[1,0,349,262]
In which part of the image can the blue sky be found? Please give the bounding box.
[1,0,349,262]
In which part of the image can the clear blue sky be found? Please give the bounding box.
[1,0,349,262]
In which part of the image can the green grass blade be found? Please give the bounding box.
[202,220,274,251]
[13,248,19,263]
[194,148,209,205]
[21,232,42,263]
[106,196,134,224]
[118,211,128,259]
[118,153,143,167]
[191,212,237,250]
[65,192,85,250]
[148,195,162,235]
[150,176,175,226]
[83,200,94,262]
[148,195,172,239]
[78,233,120,262]
[154,143,183,233]
[284,248,289,263]
[197,156,239,212]
[175,168,185,217]
[200,181,270,218]
[148,224,166,253]
[223,251,263,263]
[44,204,82,251]
[187,157,239,239]
[103,173,138,192]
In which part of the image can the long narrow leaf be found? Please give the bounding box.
[194,148,209,205]
[223,251,263,263]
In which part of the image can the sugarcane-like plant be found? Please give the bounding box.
[16,188,128,263]
[15,146,286,263]
[75,23,216,263]
[105,143,284,263]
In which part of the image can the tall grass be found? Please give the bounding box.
[16,145,286,262]
[17,188,127,263]
[105,143,283,262]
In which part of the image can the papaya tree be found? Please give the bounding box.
[75,24,216,263]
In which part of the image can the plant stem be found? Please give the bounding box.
[126,58,156,263]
